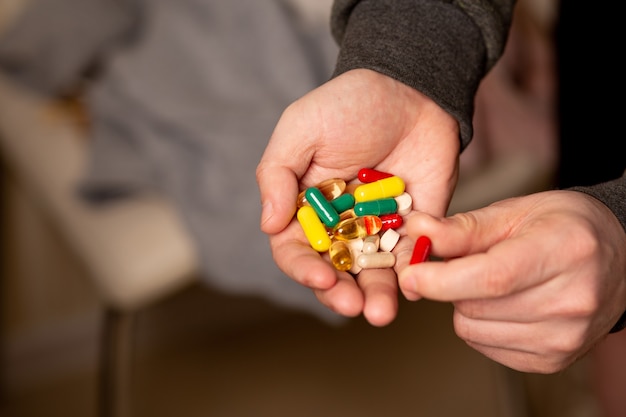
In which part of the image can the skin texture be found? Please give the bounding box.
[256,69,460,326]
[398,190,626,373]
[257,69,626,375]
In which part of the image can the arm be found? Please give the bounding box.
[257,0,516,325]
[331,0,516,149]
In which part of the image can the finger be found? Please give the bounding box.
[399,207,557,300]
[404,207,518,258]
[453,313,585,373]
[256,158,301,234]
[269,220,338,289]
[314,272,365,318]
[356,268,399,326]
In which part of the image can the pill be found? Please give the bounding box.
[329,240,353,271]
[379,229,400,252]
[357,168,394,183]
[339,208,357,221]
[354,198,398,216]
[379,213,403,231]
[353,176,405,202]
[394,192,413,216]
[333,215,382,241]
[297,178,346,208]
[346,238,364,274]
[410,235,431,264]
[305,187,340,228]
[297,206,332,252]
[344,182,360,196]
[357,252,396,269]
[362,235,380,254]
[330,193,355,213]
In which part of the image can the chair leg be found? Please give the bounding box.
[99,308,135,417]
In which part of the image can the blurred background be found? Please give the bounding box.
[0,0,616,416]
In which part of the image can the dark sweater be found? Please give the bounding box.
[330,0,626,235]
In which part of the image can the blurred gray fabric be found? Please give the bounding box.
[0,0,343,323]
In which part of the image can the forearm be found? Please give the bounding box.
[330,0,516,149]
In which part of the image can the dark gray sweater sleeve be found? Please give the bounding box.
[569,174,626,235]
[330,0,515,150]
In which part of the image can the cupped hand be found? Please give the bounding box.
[399,190,626,373]
[256,69,460,326]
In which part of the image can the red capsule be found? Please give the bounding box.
[379,213,403,231]
[410,236,431,264]
[357,168,394,183]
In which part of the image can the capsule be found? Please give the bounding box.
[305,187,340,228]
[394,192,413,216]
[330,193,355,213]
[297,206,332,252]
[329,240,353,271]
[354,198,397,216]
[297,178,346,208]
[357,168,394,183]
[357,252,396,269]
[338,208,357,221]
[333,215,382,241]
[379,213,403,231]
[379,229,400,252]
[347,238,364,275]
[353,176,405,202]
[410,235,432,264]
[362,234,380,254]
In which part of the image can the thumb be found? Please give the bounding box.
[405,205,514,259]
[256,163,299,235]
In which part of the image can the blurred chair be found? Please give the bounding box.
[0,72,199,417]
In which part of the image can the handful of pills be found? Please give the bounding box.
[295,168,419,274]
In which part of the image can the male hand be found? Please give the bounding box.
[399,190,626,373]
[257,69,460,326]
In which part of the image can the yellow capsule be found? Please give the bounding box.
[328,240,353,271]
[353,176,406,202]
[296,178,346,208]
[297,206,332,252]
[333,215,382,241]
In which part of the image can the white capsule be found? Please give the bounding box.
[379,229,400,252]
[362,234,380,254]
[357,252,396,269]
[347,238,364,274]
[394,192,413,216]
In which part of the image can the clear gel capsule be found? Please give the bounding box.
[357,252,396,269]
[329,240,353,271]
[339,208,357,221]
[379,213,403,231]
[297,206,332,252]
[297,178,346,208]
[354,198,397,216]
[330,193,355,213]
[357,168,394,183]
[305,187,340,228]
[353,176,406,202]
[333,215,382,241]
